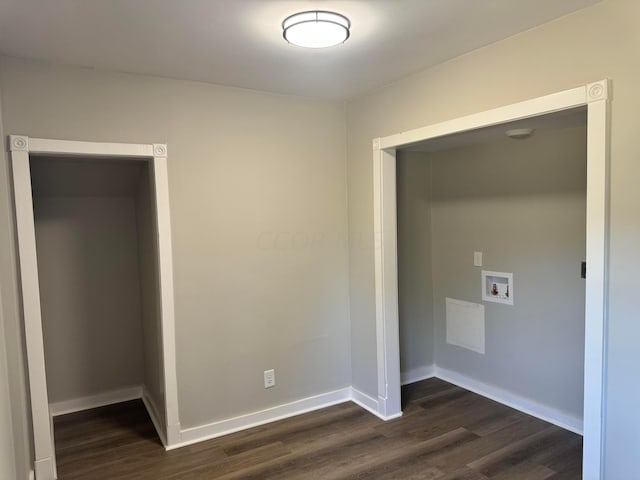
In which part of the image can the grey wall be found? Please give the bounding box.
[33,193,146,402]
[31,156,166,425]
[430,126,586,418]
[396,151,434,377]
[397,127,586,418]
[135,167,165,425]
[0,290,17,480]
[4,2,636,476]
[0,56,351,443]
[0,83,30,480]
[346,0,640,475]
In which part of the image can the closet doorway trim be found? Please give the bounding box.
[372,80,610,479]
[9,137,181,480]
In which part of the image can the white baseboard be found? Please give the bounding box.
[350,387,380,417]
[49,385,143,416]
[171,387,353,450]
[33,456,55,480]
[434,366,583,435]
[141,387,168,448]
[55,369,579,455]
[375,397,403,421]
[401,365,436,385]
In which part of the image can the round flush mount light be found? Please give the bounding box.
[282,11,350,49]
[505,128,535,139]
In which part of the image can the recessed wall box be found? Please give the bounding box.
[481,270,514,305]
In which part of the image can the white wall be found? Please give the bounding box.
[0,56,351,452]
[346,0,640,476]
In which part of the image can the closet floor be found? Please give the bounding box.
[53,378,582,479]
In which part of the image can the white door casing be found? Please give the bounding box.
[372,80,610,479]
[9,136,182,480]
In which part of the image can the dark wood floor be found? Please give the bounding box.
[53,378,582,479]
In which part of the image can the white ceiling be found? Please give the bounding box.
[0,0,600,100]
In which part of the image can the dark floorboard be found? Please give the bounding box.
[53,378,582,479]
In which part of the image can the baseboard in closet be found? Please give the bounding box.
[141,387,168,447]
[49,385,143,417]
[400,364,583,434]
[433,366,584,435]
[49,385,169,448]
[401,365,436,385]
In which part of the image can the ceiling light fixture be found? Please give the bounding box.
[282,11,350,49]
[505,128,535,139]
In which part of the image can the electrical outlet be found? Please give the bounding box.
[474,251,483,267]
[264,369,275,389]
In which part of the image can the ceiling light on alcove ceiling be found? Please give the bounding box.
[505,128,535,139]
[282,11,351,49]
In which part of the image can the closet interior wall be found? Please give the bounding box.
[397,124,587,421]
[30,156,164,421]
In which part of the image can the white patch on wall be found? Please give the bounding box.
[446,298,485,354]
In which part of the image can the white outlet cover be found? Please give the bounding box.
[264,369,275,389]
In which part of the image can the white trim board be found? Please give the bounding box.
[172,365,584,453]
[173,388,353,450]
[44,375,580,459]
[172,386,406,451]
[351,387,402,420]
[432,367,583,435]
[142,388,168,448]
[49,386,169,447]
[9,136,182,479]
[400,365,581,434]
[401,365,436,386]
[48,385,169,448]
[49,386,143,417]
[373,80,610,479]
[350,387,380,417]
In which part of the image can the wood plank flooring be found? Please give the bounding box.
[53,378,582,479]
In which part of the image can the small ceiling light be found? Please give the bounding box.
[282,11,350,49]
[505,128,535,139]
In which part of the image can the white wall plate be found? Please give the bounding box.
[481,270,514,305]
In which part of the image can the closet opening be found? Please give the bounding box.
[371,81,610,479]
[396,106,587,465]
[9,137,180,480]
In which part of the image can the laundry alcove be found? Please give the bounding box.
[9,137,180,480]
[396,115,588,422]
[371,81,610,478]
